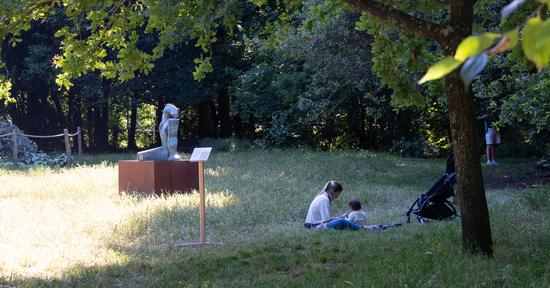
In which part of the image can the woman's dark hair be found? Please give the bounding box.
[316,181,343,202]
[348,199,361,211]
[324,180,342,193]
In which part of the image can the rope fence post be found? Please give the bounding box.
[12,128,18,167]
[64,128,71,163]
[77,126,83,158]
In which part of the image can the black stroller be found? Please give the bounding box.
[406,153,457,223]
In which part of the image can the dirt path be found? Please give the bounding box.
[483,162,550,190]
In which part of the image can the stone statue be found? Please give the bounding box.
[137,103,181,161]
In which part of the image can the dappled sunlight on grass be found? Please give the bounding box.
[0,151,548,287]
[206,165,231,177]
[0,165,121,278]
[0,164,234,279]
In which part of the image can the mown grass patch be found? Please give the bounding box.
[0,150,548,287]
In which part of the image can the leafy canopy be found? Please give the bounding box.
[419,0,550,86]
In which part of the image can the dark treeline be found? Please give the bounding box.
[1,4,548,157]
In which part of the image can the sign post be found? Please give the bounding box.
[177,147,217,247]
[198,160,206,242]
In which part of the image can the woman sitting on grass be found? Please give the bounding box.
[304,181,362,230]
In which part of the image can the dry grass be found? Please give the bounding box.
[0,150,547,287]
[0,163,235,279]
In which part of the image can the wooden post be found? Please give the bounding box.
[77,126,83,158]
[12,128,18,167]
[198,160,206,243]
[174,147,216,248]
[64,128,71,163]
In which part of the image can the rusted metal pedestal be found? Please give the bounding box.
[118,160,199,195]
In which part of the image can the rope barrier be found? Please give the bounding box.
[0,132,13,138]
[2,127,83,166]
[17,133,65,138]
[8,130,80,139]
[0,128,81,139]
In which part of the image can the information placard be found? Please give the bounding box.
[189,147,212,162]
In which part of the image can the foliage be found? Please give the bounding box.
[392,137,442,158]
[0,122,37,161]
[231,8,438,150]
[0,0,240,100]
[0,0,547,159]
[419,0,550,86]
[232,10,355,146]
[0,122,68,166]
[355,13,440,109]
[472,50,550,155]
[535,151,550,171]
[198,137,253,152]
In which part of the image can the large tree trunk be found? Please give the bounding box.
[50,87,66,129]
[128,93,138,151]
[155,95,165,146]
[111,113,119,149]
[217,89,232,138]
[356,97,368,148]
[86,106,94,148]
[445,71,493,255]
[67,86,83,133]
[68,87,76,131]
[74,92,83,138]
[444,1,493,256]
[92,79,111,151]
[198,99,216,138]
[93,106,104,150]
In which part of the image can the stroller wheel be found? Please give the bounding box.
[417,216,424,224]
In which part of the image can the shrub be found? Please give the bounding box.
[0,122,38,163]
[0,122,68,167]
[391,137,443,158]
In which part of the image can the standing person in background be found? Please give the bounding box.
[478,106,501,165]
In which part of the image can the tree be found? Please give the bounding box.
[230,10,427,150]
[340,0,493,255]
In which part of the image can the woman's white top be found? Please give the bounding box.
[305,192,331,225]
[346,210,368,226]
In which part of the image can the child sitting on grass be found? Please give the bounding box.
[343,198,403,231]
[343,198,368,226]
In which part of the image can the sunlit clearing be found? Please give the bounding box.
[0,165,233,279]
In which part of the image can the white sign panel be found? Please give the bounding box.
[190,147,212,162]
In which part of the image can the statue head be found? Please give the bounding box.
[162,103,180,121]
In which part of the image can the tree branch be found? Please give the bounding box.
[342,0,449,44]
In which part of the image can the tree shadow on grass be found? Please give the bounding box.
[483,160,550,189]
[5,152,547,286]
[3,186,549,287]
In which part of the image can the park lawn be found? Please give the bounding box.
[0,149,548,287]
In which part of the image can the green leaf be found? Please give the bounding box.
[501,0,527,21]
[460,52,489,87]
[500,29,519,52]
[0,75,13,104]
[455,33,499,61]
[522,17,550,70]
[535,18,550,55]
[418,57,462,84]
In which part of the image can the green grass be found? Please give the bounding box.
[0,150,548,287]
